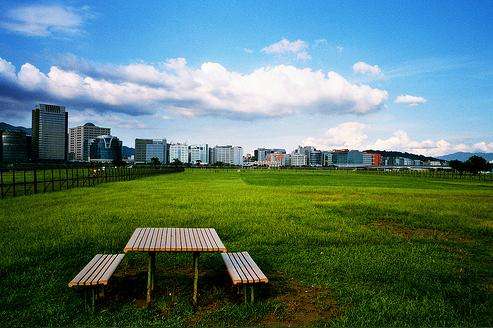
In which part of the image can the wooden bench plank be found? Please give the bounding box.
[68,254,103,287]
[221,253,242,285]
[143,228,155,251]
[236,253,259,283]
[134,227,150,251]
[199,228,213,251]
[90,254,119,285]
[193,229,204,251]
[227,253,249,284]
[124,228,142,252]
[97,254,125,285]
[209,229,227,252]
[84,254,113,285]
[241,252,268,283]
[204,228,219,252]
[231,253,255,283]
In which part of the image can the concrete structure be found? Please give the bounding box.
[331,149,349,165]
[0,130,29,163]
[69,123,110,161]
[322,151,333,166]
[290,153,307,166]
[135,139,153,163]
[210,145,243,165]
[88,135,122,163]
[169,143,189,163]
[265,152,289,167]
[371,153,382,166]
[145,139,167,163]
[32,104,68,161]
[309,149,322,166]
[189,144,209,165]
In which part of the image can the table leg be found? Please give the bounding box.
[147,252,156,306]
[192,252,200,306]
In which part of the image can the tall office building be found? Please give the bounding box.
[0,130,29,163]
[69,123,110,161]
[211,145,243,165]
[88,135,122,163]
[169,143,189,163]
[135,139,153,163]
[32,104,68,161]
[189,144,209,164]
[145,139,167,163]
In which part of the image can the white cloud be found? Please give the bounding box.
[0,56,389,119]
[314,38,328,47]
[303,122,368,150]
[262,38,311,61]
[303,123,493,156]
[353,61,381,75]
[243,48,253,54]
[336,46,344,53]
[395,94,427,106]
[0,5,86,37]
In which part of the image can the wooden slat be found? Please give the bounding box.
[241,252,268,283]
[124,228,142,252]
[192,229,203,251]
[150,228,160,251]
[78,254,109,285]
[185,228,193,251]
[98,254,125,285]
[197,229,210,251]
[83,255,112,285]
[180,228,187,251]
[209,229,227,252]
[221,253,242,285]
[134,228,150,251]
[168,228,176,251]
[68,254,103,287]
[158,228,167,251]
[232,253,255,283]
[227,253,249,284]
[143,228,155,251]
[188,228,198,251]
[236,253,261,283]
[90,254,119,285]
[203,228,219,251]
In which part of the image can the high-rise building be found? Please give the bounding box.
[322,151,333,166]
[0,130,29,163]
[69,123,110,161]
[169,143,189,163]
[189,144,209,165]
[211,145,243,165]
[290,153,307,166]
[32,104,68,161]
[145,139,167,163]
[331,149,349,164]
[88,135,122,163]
[135,139,153,163]
[254,148,270,161]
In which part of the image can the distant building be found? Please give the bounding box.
[322,151,333,166]
[32,104,68,161]
[371,153,382,166]
[135,139,153,163]
[428,160,442,167]
[189,144,209,165]
[291,153,307,166]
[265,152,289,167]
[88,135,122,163]
[331,149,349,165]
[210,145,243,165]
[145,139,167,163]
[309,149,322,166]
[0,130,29,163]
[69,123,110,161]
[169,143,189,163]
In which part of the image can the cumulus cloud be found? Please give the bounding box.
[262,38,311,61]
[353,61,381,75]
[303,122,368,150]
[0,56,389,119]
[303,122,493,156]
[0,5,88,37]
[394,94,427,106]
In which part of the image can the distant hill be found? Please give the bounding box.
[0,122,32,135]
[438,152,493,162]
[122,146,135,159]
[364,149,443,162]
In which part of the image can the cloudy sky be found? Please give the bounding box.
[0,1,492,156]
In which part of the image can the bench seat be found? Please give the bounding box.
[68,254,125,287]
[221,252,268,285]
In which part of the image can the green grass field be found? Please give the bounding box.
[1,169,492,327]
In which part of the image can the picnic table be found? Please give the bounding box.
[124,228,227,306]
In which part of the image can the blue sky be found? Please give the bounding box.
[0,0,492,155]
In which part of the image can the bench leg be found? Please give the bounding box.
[146,252,156,307]
[192,252,200,306]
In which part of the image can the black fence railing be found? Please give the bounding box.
[0,166,184,199]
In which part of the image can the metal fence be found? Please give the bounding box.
[0,166,184,199]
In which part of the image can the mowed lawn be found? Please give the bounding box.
[1,169,492,327]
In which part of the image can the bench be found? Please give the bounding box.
[221,252,268,302]
[68,254,125,309]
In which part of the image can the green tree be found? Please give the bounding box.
[449,160,465,173]
[171,158,183,167]
[150,157,161,168]
[464,155,488,174]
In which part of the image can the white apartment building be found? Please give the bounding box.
[291,153,307,166]
[211,145,243,165]
[69,123,111,161]
[169,143,189,163]
[189,144,209,164]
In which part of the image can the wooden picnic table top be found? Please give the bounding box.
[124,228,227,253]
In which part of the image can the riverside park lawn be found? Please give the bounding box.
[1,169,492,327]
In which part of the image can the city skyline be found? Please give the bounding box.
[0,1,492,156]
